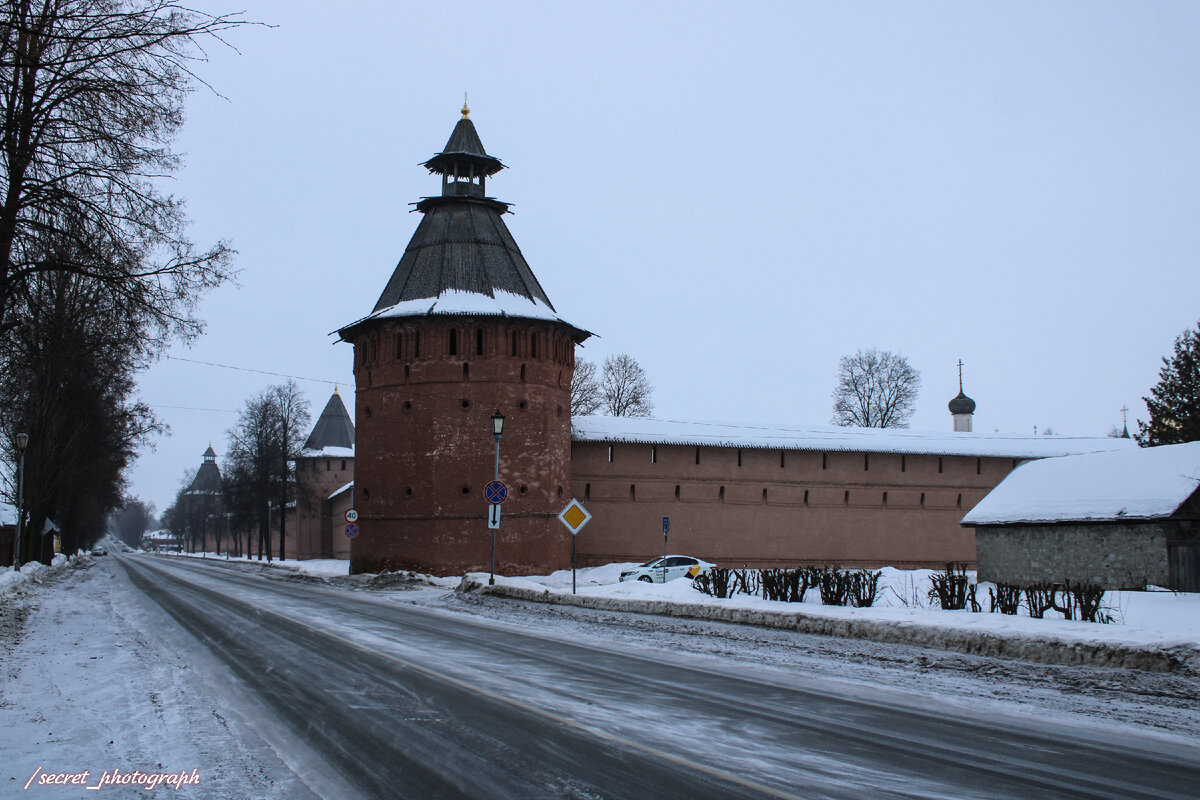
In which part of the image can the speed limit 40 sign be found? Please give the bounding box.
[345,508,359,524]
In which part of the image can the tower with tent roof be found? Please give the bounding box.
[337,103,592,575]
[294,388,356,559]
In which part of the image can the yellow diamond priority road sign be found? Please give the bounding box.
[557,499,591,535]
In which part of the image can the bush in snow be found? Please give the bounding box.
[1023,585,1057,619]
[817,567,850,606]
[989,584,1021,615]
[759,568,809,603]
[692,568,735,598]
[847,570,882,608]
[731,569,761,598]
[1065,581,1112,624]
[928,563,973,610]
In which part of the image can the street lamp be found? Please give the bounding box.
[489,410,504,585]
[12,432,29,571]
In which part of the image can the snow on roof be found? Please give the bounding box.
[962,442,1200,526]
[329,481,354,501]
[338,289,590,338]
[301,445,354,459]
[571,415,1138,460]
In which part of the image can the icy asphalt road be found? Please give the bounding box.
[107,554,1199,800]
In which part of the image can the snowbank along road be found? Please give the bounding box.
[3,554,1200,799]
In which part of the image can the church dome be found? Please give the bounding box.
[949,391,976,415]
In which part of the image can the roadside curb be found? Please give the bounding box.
[461,578,1200,675]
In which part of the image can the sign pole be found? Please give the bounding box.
[572,534,577,594]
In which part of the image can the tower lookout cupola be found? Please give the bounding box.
[337,108,593,577]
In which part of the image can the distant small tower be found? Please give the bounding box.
[948,360,976,433]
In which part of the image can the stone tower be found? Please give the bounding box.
[338,104,591,575]
[295,389,355,559]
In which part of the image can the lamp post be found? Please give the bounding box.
[12,432,29,570]
[489,410,504,586]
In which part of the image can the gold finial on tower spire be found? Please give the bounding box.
[461,92,470,119]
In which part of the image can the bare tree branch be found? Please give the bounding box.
[831,348,921,429]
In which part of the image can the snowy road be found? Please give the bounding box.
[108,554,1200,800]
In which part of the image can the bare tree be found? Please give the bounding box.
[571,357,602,416]
[224,382,309,562]
[0,0,246,338]
[831,348,921,428]
[601,354,654,417]
[111,497,154,548]
[270,381,310,561]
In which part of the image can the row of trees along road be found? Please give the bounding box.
[159,382,310,562]
[1,1,246,563]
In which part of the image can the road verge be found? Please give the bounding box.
[461,577,1200,675]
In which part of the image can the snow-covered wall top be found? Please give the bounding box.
[571,415,1138,460]
[340,289,583,332]
[962,441,1200,526]
[329,481,354,501]
[301,446,355,459]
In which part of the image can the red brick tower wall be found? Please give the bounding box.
[350,316,575,575]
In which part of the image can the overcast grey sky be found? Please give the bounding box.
[132,1,1200,514]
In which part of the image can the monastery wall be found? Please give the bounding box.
[570,442,1020,569]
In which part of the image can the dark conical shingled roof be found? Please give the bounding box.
[423,117,504,177]
[189,459,222,494]
[371,200,555,311]
[304,391,355,451]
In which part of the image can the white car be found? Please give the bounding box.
[619,555,716,584]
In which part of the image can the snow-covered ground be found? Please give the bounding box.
[0,555,328,799]
[486,563,1200,649]
[167,553,1200,652]
[2,553,1198,800]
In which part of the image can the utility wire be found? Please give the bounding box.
[165,355,340,385]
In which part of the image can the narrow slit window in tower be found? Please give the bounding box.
[607,445,613,463]
[449,329,457,355]
[718,486,725,503]
[476,329,484,355]
[629,484,635,501]
[938,457,944,474]
[651,446,657,464]
[531,333,538,359]
[674,485,680,501]
[462,363,469,381]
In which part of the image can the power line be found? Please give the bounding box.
[165,355,340,385]
[149,404,239,414]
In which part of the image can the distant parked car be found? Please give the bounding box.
[619,555,716,584]
[90,547,107,557]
